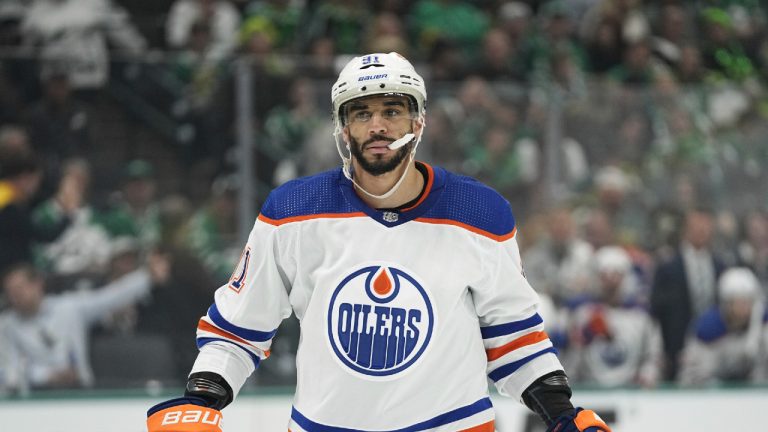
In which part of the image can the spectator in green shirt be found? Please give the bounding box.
[96,159,160,253]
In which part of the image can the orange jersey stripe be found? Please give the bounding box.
[414,218,517,242]
[486,331,549,361]
[461,420,495,432]
[258,212,367,226]
[401,162,435,212]
[197,319,271,358]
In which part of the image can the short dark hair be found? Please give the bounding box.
[0,149,40,180]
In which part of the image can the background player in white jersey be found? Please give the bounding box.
[147,53,611,432]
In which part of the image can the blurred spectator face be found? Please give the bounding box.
[211,175,238,223]
[305,37,336,78]
[660,5,687,42]
[0,126,30,153]
[544,13,572,41]
[595,20,619,49]
[123,177,156,210]
[244,31,274,55]
[44,74,71,106]
[745,211,768,246]
[15,169,43,202]
[723,297,753,329]
[457,76,492,110]
[3,266,45,316]
[289,78,315,108]
[678,45,703,81]
[584,209,614,249]
[654,72,679,98]
[618,113,649,157]
[624,41,651,71]
[62,158,90,192]
[310,36,335,59]
[684,210,714,249]
[212,191,237,223]
[599,270,624,298]
[482,29,512,65]
[672,175,697,211]
[428,39,464,81]
[668,108,693,136]
[374,12,402,36]
[705,22,730,45]
[551,50,576,85]
[484,127,510,156]
[548,208,574,245]
[366,13,408,54]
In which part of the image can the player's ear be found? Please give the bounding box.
[342,126,351,145]
[413,116,425,137]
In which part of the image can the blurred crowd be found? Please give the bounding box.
[0,0,767,393]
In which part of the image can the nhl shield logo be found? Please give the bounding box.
[327,264,436,379]
[382,211,399,223]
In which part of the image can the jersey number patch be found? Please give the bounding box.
[228,247,251,293]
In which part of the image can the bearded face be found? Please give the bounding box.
[349,133,412,176]
[342,95,420,177]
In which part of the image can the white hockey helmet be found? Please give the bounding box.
[718,267,761,300]
[331,52,426,131]
[594,246,632,275]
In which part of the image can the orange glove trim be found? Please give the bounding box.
[147,403,223,432]
[574,409,611,432]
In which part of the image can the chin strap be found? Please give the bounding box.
[334,127,423,201]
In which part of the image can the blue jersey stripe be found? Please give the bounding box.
[196,337,261,368]
[487,347,558,382]
[291,397,493,432]
[208,303,277,342]
[480,314,543,339]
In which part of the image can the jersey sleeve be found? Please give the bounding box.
[471,218,564,401]
[191,204,295,394]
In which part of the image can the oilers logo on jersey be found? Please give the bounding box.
[327,264,436,380]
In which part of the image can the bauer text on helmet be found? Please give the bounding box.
[332,52,427,132]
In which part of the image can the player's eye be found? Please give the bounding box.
[352,111,372,122]
[383,109,403,119]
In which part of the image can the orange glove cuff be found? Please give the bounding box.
[574,409,611,432]
[146,403,223,432]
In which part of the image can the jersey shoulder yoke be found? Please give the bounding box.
[420,172,516,240]
[259,169,357,223]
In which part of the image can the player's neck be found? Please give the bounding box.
[353,160,423,209]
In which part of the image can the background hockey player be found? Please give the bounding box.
[147,52,610,432]
[679,267,768,385]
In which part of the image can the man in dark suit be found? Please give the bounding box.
[651,208,726,381]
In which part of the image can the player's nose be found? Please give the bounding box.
[367,112,388,134]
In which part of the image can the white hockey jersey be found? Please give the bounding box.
[192,163,563,431]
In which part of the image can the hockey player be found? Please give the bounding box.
[147,52,610,432]
[679,267,768,385]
